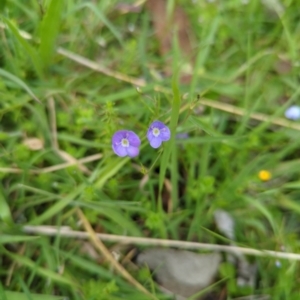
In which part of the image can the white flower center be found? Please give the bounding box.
[152,128,160,137]
[121,138,129,147]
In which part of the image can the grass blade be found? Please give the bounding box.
[0,235,39,244]
[0,189,13,225]
[158,74,181,206]
[3,249,76,287]
[0,68,41,103]
[39,0,63,70]
[0,283,7,300]
[4,291,66,300]
[3,18,43,78]
[29,184,85,225]
[95,158,128,189]
[76,2,123,45]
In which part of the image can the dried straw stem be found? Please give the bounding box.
[23,225,300,261]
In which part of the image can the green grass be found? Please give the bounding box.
[1,0,300,299]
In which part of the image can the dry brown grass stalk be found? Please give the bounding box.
[76,209,157,299]
[23,225,300,261]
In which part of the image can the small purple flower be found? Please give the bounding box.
[112,130,141,157]
[285,105,300,120]
[147,121,171,148]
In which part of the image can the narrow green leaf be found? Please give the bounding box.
[39,0,63,70]
[189,17,220,98]
[95,159,128,189]
[279,197,300,215]
[3,250,75,287]
[57,133,105,148]
[0,282,7,300]
[18,277,34,300]
[189,116,221,136]
[0,235,39,244]
[177,136,244,144]
[29,184,85,225]
[0,189,13,225]
[76,3,123,45]
[0,68,41,103]
[243,197,276,233]
[158,74,181,196]
[60,249,116,281]
[171,144,179,209]
[3,18,43,78]
[0,0,7,12]
[78,201,142,236]
[4,291,66,300]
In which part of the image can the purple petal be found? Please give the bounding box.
[159,126,171,141]
[112,144,127,157]
[112,130,127,143]
[147,129,155,141]
[150,120,166,130]
[126,146,139,157]
[150,137,162,148]
[127,131,141,147]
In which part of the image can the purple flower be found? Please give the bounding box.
[147,121,171,148]
[112,130,141,157]
[285,105,300,120]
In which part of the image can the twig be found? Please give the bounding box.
[56,149,91,175]
[200,98,300,131]
[23,225,300,261]
[0,153,102,174]
[76,209,157,299]
[57,47,146,87]
[47,97,59,149]
[5,244,26,286]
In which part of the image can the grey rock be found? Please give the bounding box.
[137,248,222,298]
